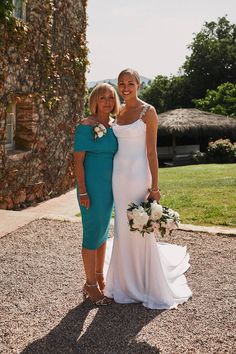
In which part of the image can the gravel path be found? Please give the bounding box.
[0,219,235,354]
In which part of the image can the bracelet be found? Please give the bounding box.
[148,188,160,193]
[80,192,88,196]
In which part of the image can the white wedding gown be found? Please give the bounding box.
[104,111,192,309]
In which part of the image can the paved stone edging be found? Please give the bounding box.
[180,223,236,236]
[1,209,236,239]
[2,188,235,238]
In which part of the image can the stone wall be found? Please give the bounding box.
[0,0,88,210]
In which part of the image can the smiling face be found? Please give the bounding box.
[118,73,140,101]
[89,83,120,116]
[96,89,116,115]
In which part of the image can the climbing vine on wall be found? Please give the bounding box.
[0,0,28,34]
[0,0,88,209]
[0,0,14,23]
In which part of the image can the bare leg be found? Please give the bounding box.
[82,247,96,284]
[95,241,107,291]
[96,241,106,273]
[82,247,103,301]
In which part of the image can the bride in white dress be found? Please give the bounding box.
[104,69,192,309]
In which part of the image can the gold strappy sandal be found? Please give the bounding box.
[82,282,112,306]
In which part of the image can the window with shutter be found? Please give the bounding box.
[13,0,26,20]
[6,104,16,150]
[5,97,36,152]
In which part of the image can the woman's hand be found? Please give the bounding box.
[79,194,91,209]
[148,190,161,203]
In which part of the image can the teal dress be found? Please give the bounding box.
[74,124,118,250]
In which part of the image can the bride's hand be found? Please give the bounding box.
[148,190,161,203]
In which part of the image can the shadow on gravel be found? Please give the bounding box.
[21,300,162,354]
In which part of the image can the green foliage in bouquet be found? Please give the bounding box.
[127,200,180,237]
[127,200,155,236]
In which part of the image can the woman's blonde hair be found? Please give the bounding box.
[89,83,120,115]
[118,68,141,85]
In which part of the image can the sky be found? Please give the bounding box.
[86,0,236,83]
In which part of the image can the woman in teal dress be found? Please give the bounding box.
[74,83,119,305]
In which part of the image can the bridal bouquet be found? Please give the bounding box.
[93,123,107,139]
[127,200,180,237]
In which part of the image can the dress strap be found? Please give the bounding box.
[139,104,150,120]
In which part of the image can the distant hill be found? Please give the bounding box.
[87,76,151,89]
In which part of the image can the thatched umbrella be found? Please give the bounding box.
[158,108,236,157]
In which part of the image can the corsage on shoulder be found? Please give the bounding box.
[93,123,107,139]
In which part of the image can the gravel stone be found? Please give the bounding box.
[0,219,235,354]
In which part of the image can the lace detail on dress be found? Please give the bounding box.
[139,105,150,120]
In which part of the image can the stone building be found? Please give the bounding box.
[0,0,88,209]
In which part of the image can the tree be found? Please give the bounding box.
[139,75,169,112]
[164,75,193,110]
[139,75,192,113]
[182,16,236,99]
[193,82,236,117]
[139,16,236,113]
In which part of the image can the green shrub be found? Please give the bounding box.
[206,138,236,163]
[191,151,206,164]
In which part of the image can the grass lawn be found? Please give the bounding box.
[159,163,236,227]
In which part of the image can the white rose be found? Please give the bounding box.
[132,211,149,230]
[132,223,143,232]
[132,208,141,217]
[97,131,104,138]
[138,206,145,212]
[98,124,107,133]
[150,201,163,220]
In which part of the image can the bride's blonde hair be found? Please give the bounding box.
[118,68,141,85]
